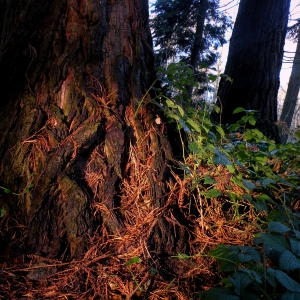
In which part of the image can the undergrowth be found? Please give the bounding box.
[0,63,299,299]
[155,62,300,299]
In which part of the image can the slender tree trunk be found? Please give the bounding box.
[0,0,187,268]
[190,0,209,70]
[187,0,209,98]
[215,0,290,141]
[280,26,300,142]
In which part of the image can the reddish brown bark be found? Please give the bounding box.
[0,0,187,266]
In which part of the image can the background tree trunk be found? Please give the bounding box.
[280,25,300,142]
[216,0,290,141]
[0,0,187,269]
[187,0,209,98]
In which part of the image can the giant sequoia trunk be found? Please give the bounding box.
[0,0,187,269]
[216,0,290,141]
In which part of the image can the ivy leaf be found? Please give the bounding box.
[203,175,216,185]
[237,246,261,263]
[256,194,272,202]
[186,118,202,133]
[242,179,256,191]
[166,111,180,121]
[205,189,222,199]
[165,98,176,108]
[255,233,288,253]
[239,268,262,284]
[215,125,225,138]
[176,104,185,117]
[229,271,252,296]
[268,222,290,234]
[233,107,245,114]
[178,118,191,133]
[257,178,276,187]
[213,149,232,165]
[279,250,300,271]
[209,244,238,272]
[290,238,300,256]
[274,269,300,292]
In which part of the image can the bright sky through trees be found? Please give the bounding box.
[149,0,300,89]
[211,0,300,89]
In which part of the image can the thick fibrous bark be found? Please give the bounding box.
[216,0,290,141]
[0,0,185,264]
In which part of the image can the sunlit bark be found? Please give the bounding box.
[0,0,187,266]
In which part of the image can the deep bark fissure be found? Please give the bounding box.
[0,0,187,270]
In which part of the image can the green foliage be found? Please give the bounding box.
[151,0,231,99]
[156,71,300,296]
[0,184,34,196]
[151,0,231,65]
[0,184,34,218]
[203,218,300,299]
[125,256,142,266]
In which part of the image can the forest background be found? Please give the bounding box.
[0,1,299,299]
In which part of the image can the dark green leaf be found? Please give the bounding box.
[242,179,256,191]
[256,194,272,202]
[209,245,238,272]
[213,149,232,165]
[255,233,288,253]
[279,250,300,271]
[258,178,276,187]
[237,247,261,263]
[229,271,252,296]
[215,125,225,138]
[266,268,277,288]
[275,269,300,292]
[239,268,262,284]
[233,107,245,114]
[186,118,202,133]
[268,221,290,234]
[290,238,300,256]
[203,175,216,185]
[205,189,222,199]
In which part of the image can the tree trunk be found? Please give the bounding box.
[190,0,209,70]
[280,25,300,142]
[187,0,209,98]
[0,0,187,268]
[215,0,290,141]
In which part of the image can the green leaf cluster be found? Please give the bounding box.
[204,219,300,299]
